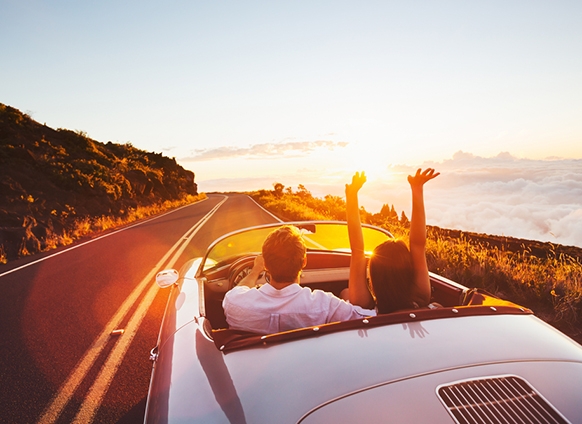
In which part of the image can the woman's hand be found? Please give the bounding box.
[346,171,367,197]
[408,168,439,188]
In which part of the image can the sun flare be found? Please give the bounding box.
[333,143,399,183]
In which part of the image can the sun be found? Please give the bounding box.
[331,142,398,183]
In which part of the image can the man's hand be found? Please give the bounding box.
[236,255,265,288]
[252,255,265,273]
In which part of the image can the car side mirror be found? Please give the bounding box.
[156,269,179,288]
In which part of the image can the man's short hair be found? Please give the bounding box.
[262,225,306,283]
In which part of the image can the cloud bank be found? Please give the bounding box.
[379,152,582,248]
[194,150,582,248]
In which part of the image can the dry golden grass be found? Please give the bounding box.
[0,193,207,264]
[426,233,582,327]
[63,193,207,243]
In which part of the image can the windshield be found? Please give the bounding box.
[201,221,392,273]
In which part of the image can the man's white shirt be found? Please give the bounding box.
[223,283,376,334]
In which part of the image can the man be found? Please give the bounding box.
[223,225,375,334]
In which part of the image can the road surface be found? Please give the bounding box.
[0,194,280,423]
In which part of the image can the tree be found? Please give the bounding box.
[273,182,284,197]
[379,203,399,222]
[400,211,410,227]
[379,203,391,218]
[390,205,398,221]
[297,184,311,199]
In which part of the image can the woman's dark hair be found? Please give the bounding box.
[369,239,415,314]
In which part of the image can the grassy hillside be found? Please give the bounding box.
[248,184,582,342]
[0,103,205,263]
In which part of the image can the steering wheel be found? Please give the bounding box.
[228,255,265,289]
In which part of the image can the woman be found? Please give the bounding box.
[345,168,439,313]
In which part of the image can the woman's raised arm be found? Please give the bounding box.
[407,168,439,307]
[346,172,375,309]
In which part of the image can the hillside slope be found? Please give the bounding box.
[0,103,198,262]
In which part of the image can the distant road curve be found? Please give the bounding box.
[0,194,281,424]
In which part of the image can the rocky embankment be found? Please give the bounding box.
[0,103,198,262]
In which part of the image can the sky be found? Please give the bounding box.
[2,1,581,247]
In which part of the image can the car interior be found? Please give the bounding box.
[203,250,471,331]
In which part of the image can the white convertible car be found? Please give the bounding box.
[144,221,582,423]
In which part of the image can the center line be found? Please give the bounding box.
[37,197,226,423]
[72,197,226,423]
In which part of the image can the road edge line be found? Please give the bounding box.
[36,198,221,424]
[0,199,208,280]
[246,195,284,222]
[71,197,226,422]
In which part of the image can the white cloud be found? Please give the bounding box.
[393,152,582,247]
[182,140,349,161]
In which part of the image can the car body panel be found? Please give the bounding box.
[144,221,582,423]
[147,291,582,422]
[299,362,582,423]
[154,258,201,353]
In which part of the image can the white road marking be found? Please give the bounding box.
[246,195,327,248]
[246,195,283,222]
[0,199,208,280]
[72,198,225,423]
[36,197,226,423]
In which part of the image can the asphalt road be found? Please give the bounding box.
[0,194,280,424]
